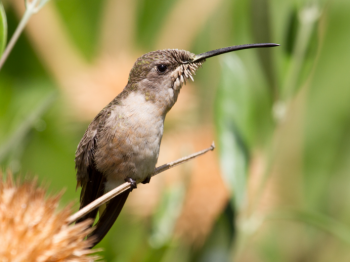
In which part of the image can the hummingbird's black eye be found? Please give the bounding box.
[157,64,167,73]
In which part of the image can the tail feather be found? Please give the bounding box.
[87,189,130,247]
[76,165,106,225]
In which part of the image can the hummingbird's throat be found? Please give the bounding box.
[171,61,203,91]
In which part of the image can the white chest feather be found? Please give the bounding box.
[121,92,164,160]
[103,92,164,191]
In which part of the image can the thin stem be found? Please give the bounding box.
[67,142,215,225]
[0,0,41,70]
[67,183,130,225]
[153,142,215,176]
[282,4,320,99]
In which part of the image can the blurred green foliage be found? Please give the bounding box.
[54,0,106,60]
[0,2,7,55]
[1,0,350,261]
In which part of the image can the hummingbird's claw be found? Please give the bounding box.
[125,177,137,191]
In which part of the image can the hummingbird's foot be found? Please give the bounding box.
[141,176,151,184]
[125,177,137,191]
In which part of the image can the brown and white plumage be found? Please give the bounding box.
[74,44,278,247]
[75,49,202,247]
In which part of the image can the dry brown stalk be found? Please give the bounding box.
[67,142,215,225]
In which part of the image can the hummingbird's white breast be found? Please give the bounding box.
[96,91,165,192]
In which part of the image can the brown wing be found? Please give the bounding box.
[75,111,106,224]
[75,107,130,248]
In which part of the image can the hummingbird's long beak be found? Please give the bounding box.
[192,43,279,62]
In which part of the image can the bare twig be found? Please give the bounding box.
[67,142,215,224]
[0,0,50,70]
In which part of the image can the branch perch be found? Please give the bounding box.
[67,142,215,224]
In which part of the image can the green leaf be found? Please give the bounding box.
[0,2,7,56]
[215,54,250,211]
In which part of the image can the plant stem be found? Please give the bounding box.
[283,4,320,99]
[0,0,41,70]
[67,142,215,224]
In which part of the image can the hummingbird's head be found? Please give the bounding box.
[127,49,202,113]
[126,43,279,114]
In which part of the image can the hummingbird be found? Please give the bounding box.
[75,43,279,247]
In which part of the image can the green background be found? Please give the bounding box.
[1,0,350,261]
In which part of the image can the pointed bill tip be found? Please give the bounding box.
[193,43,280,62]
